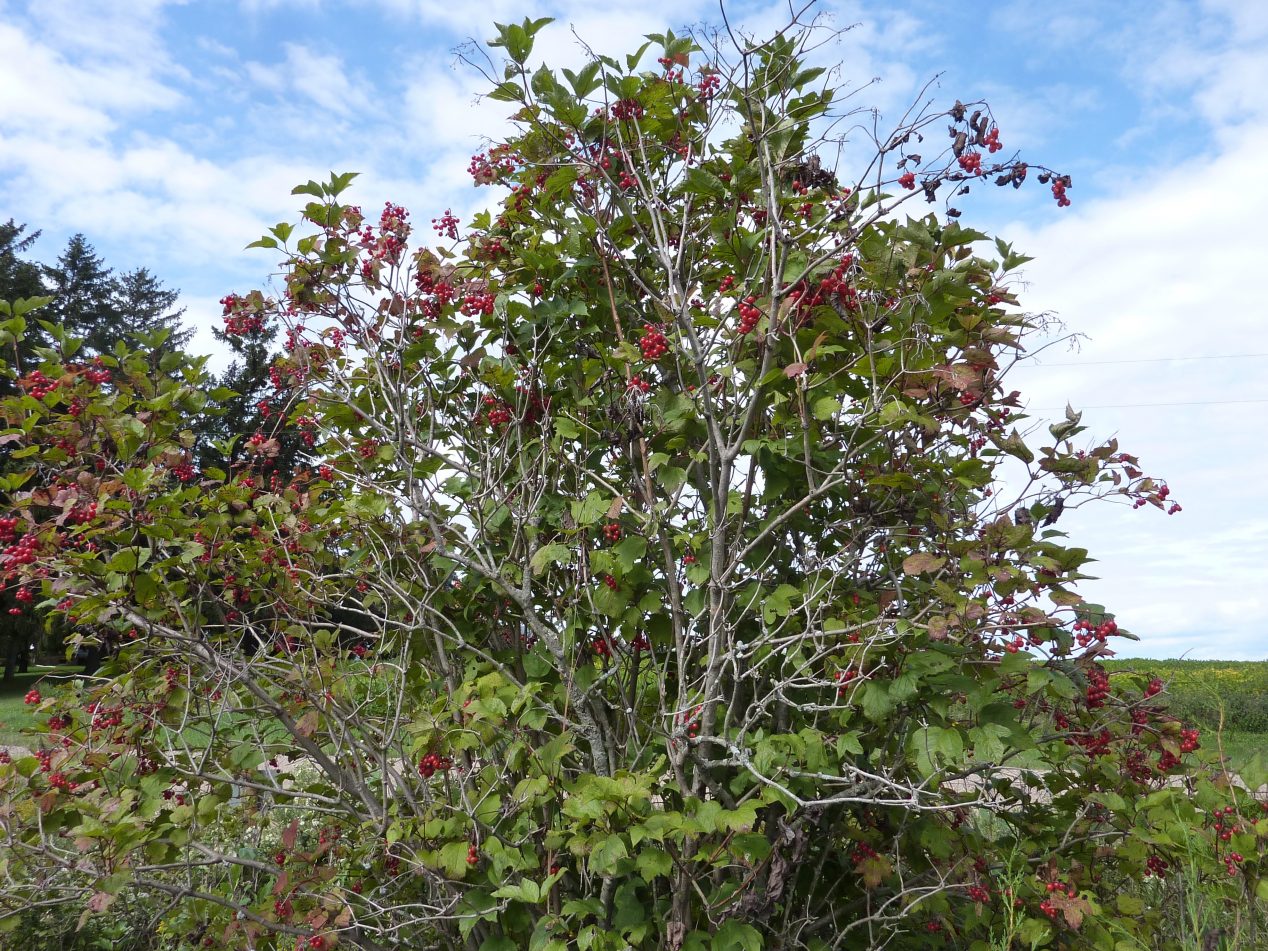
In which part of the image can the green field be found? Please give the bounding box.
[0,665,82,748]
[1104,658,1267,773]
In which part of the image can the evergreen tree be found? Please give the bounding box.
[0,221,47,376]
[41,234,116,354]
[110,267,193,365]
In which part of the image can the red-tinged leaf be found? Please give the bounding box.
[87,891,115,913]
[902,553,946,575]
[282,819,300,850]
[273,871,289,897]
[783,362,807,378]
[295,710,319,738]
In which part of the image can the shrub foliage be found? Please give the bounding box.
[1,13,1265,951]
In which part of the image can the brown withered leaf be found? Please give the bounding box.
[804,331,829,362]
[783,362,808,378]
[606,496,625,519]
[902,552,946,575]
[927,616,949,640]
[295,710,319,738]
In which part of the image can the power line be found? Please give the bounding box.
[1029,352,1268,367]
[1029,397,1268,410]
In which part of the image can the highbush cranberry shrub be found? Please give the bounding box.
[2,12,1265,951]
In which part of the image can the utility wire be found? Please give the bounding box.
[1029,397,1268,410]
[1029,352,1268,367]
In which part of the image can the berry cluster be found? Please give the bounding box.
[220,294,266,335]
[432,208,459,240]
[833,667,858,697]
[417,751,453,778]
[602,523,622,543]
[66,502,97,525]
[1039,880,1077,920]
[609,99,644,121]
[736,296,761,334]
[483,397,512,427]
[627,374,651,394]
[639,324,669,361]
[1084,665,1110,708]
[696,73,721,101]
[459,291,495,317]
[1073,617,1118,648]
[468,146,521,186]
[357,439,379,460]
[3,530,40,574]
[677,704,703,739]
[958,151,983,175]
[466,844,480,866]
[23,370,59,400]
[898,171,916,190]
[24,688,40,705]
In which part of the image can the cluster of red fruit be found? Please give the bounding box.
[627,374,652,394]
[418,751,453,778]
[639,324,669,361]
[898,171,916,190]
[23,688,40,705]
[1073,617,1117,648]
[1049,175,1072,207]
[1084,665,1110,708]
[602,523,622,543]
[696,72,721,101]
[468,146,521,186]
[460,291,496,317]
[357,439,379,460]
[220,294,266,335]
[66,502,97,525]
[609,99,644,121]
[736,296,761,334]
[833,667,858,697]
[22,370,60,400]
[958,151,983,175]
[1039,880,1077,920]
[432,208,460,240]
[483,397,512,427]
[678,704,703,740]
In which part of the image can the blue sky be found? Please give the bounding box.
[1,0,1265,658]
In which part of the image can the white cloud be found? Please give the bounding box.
[1001,115,1268,658]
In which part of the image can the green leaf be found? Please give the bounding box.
[713,919,762,951]
[636,848,673,880]
[811,396,840,420]
[530,543,571,575]
[588,834,628,875]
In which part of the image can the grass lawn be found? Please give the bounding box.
[0,665,82,747]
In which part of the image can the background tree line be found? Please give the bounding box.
[0,220,285,677]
